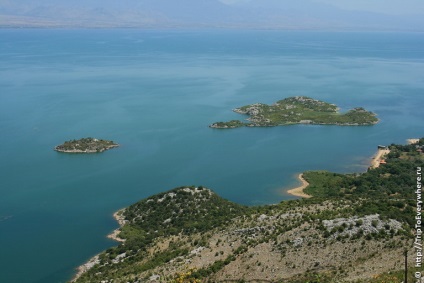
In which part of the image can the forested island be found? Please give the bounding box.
[72,139,423,283]
[210,96,378,128]
[54,138,119,153]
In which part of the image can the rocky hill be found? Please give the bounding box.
[72,138,423,283]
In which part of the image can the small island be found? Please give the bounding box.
[210,96,379,128]
[54,137,119,153]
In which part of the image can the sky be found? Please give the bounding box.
[219,0,424,15]
[314,0,424,15]
[1,0,423,29]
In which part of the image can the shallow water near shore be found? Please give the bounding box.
[1,29,424,283]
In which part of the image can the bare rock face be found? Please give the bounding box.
[322,214,402,239]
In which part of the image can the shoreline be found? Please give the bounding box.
[71,209,126,282]
[54,144,119,153]
[107,209,127,242]
[286,173,312,198]
[370,148,390,169]
[71,255,100,282]
[407,138,420,145]
[287,146,394,198]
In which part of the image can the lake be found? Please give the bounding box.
[0,29,423,283]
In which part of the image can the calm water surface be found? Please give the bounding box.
[0,29,424,283]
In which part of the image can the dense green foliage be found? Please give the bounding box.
[123,186,248,237]
[210,96,378,128]
[55,137,118,153]
[75,186,248,283]
[303,138,424,226]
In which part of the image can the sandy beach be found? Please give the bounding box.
[287,173,311,198]
[407,138,420,145]
[370,148,390,169]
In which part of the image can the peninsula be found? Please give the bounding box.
[54,138,119,153]
[210,96,378,128]
[72,138,423,283]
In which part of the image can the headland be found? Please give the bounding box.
[71,138,424,283]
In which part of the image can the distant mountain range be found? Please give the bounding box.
[1,0,423,30]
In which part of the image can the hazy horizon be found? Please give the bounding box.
[1,0,423,30]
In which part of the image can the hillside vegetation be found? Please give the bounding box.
[72,138,423,283]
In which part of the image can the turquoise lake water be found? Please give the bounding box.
[0,29,424,283]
